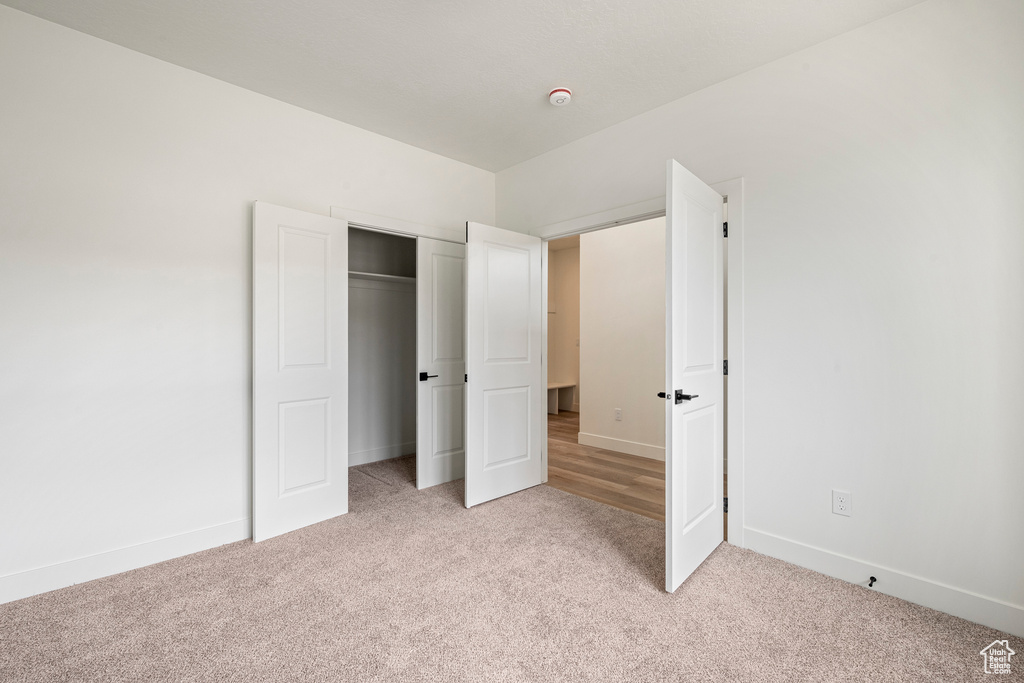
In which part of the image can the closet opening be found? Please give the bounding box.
[347,227,419,498]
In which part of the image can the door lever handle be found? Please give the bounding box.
[659,390,699,403]
[419,372,439,382]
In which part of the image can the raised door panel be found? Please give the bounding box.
[483,386,531,469]
[279,398,330,494]
[432,252,464,362]
[279,228,330,369]
[483,244,531,363]
[431,384,464,459]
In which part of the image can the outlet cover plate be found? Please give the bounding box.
[832,489,852,517]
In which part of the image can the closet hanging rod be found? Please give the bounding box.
[348,270,415,284]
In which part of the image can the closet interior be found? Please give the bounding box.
[348,227,418,473]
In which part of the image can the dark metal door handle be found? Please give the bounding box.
[674,390,699,404]
[419,372,439,382]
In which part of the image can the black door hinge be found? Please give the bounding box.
[724,497,728,514]
[465,374,468,383]
[723,221,728,238]
[724,359,729,376]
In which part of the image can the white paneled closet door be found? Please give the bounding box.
[464,222,545,507]
[416,237,467,489]
[664,161,725,591]
[252,202,349,542]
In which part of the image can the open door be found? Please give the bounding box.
[665,161,725,591]
[465,222,545,507]
[416,237,467,489]
[253,202,349,542]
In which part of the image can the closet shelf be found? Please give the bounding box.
[349,270,415,284]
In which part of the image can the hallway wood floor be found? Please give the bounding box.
[545,411,666,522]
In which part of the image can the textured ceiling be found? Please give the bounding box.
[2,0,923,171]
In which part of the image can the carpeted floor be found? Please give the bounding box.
[0,456,1016,682]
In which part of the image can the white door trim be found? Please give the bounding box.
[541,240,549,483]
[531,197,668,241]
[330,206,465,244]
[717,178,744,549]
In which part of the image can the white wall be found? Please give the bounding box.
[348,279,417,466]
[497,0,1024,635]
[0,6,493,602]
[547,243,580,409]
[579,219,666,459]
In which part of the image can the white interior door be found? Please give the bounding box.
[253,202,348,542]
[416,237,466,489]
[465,222,545,507]
[665,160,725,591]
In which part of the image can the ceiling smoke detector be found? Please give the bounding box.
[548,88,572,106]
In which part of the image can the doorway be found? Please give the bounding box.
[348,228,417,467]
[545,219,669,522]
[541,198,731,543]
[347,227,419,500]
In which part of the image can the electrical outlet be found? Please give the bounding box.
[832,489,852,517]
[614,408,622,421]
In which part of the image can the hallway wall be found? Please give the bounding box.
[579,218,665,460]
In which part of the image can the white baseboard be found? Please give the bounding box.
[348,440,416,466]
[0,518,250,606]
[744,527,1024,638]
[577,432,665,461]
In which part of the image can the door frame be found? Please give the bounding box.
[330,206,466,245]
[533,178,745,548]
